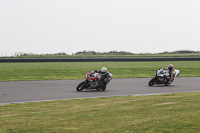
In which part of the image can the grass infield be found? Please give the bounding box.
[0,92,200,132]
[0,61,200,81]
[1,61,200,132]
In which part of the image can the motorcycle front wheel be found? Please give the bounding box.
[148,78,155,86]
[76,82,85,91]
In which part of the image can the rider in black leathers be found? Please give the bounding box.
[88,67,110,90]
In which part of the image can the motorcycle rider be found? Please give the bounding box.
[166,64,176,83]
[88,67,109,76]
[87,67,110,89]
[98,67,109,74]
[167,64,175,76]
[158,64,175,83]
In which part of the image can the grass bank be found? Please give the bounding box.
[0,61,200,81]
[0,92,200,132]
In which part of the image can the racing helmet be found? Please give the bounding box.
[101,67,107,73]
[168,64,173,70]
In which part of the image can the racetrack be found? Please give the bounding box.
[0,77,200,105]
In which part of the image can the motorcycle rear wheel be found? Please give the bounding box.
[165,82,169,86]
[76,82,85,91]
[96,87,102,91]
[101,85,107,91]
[102,87,106,91]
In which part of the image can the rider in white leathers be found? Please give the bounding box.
[165,64,176,83]
[158,64,175,83]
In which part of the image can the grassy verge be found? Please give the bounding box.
[0,61,200,81]
[0,92,200,132]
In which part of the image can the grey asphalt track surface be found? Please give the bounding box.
[0,77,200,105]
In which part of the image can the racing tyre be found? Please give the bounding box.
[165,82,169,86]
[102,87,106,91]
[96,87,102,91]
[148,78,155,86]
[101,84,107,91]
[76,82,85,91]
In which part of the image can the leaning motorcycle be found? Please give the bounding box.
[76,72,112,91]
[148,69,179,86]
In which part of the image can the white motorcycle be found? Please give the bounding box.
[148,69,180,86]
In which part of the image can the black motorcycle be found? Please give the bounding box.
[76,72,112,91]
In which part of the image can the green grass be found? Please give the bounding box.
[0,92,200,132]
[0,61,200,81]
[1,62,200,132]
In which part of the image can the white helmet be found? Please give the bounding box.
[101,67,107,73]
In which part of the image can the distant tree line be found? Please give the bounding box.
[75,50,134,55]
[75,50,200,55]
[15,52,68,56]
[160,50,200,54]
[15,50,200,57]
